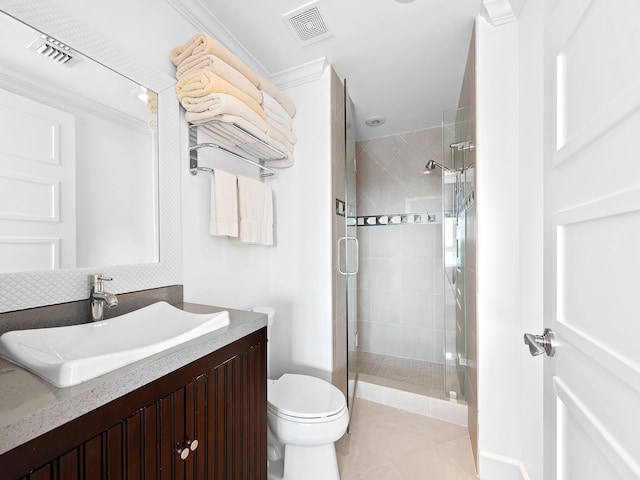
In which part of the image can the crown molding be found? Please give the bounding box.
[270,57,328,90]
[482,0,522,26]
[0,66,149,134]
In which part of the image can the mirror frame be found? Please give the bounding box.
[0,0,181,313]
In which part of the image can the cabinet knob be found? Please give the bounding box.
[178,447,190,460]
[187,439,199,451]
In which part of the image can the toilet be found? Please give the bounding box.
[250,307,349,480]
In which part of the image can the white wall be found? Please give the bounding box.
[180,135,272,309]
[516,0,544,478]
[267,67,333,382]
[76,114,156,268]
[476,14,524,479]
[476,0,545,478]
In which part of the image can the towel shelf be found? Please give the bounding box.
[188,120,284,178]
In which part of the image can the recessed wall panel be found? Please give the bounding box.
[0,104,60,165]
[0,237,59,272]
[557,207,640,366]
[557,0,640,152]
[0,174,58,221]
[557,399,624,480]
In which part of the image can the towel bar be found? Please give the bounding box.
[188,120,283,178]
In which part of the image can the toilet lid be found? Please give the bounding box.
[268,374,346,419]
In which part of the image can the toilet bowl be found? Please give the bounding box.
[249,307,349,480]
[267,374,349,480]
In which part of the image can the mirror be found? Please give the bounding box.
[0,0,181,313]
[0,11,159,273]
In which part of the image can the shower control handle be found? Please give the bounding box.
[524,328,556,357]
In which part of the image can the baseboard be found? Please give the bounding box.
[478,450,530,479]
[355,380,467,426]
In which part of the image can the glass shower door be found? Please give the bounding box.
[442,106,474,400]
[344,81,358,411]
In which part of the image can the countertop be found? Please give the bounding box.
[0,302,267,455]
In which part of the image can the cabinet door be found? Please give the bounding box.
[169,373,207,480]
[21,406,155,480]
[207,341,266,480]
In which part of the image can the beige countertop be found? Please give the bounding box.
[0,303,266,455]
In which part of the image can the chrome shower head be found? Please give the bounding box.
[423,160,445,173]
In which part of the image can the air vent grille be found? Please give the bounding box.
[283,2,333,46]
[289,8,327,41]
[29,34,80,67]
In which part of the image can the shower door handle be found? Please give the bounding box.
[523,328,556,357]
[338,236,359,276]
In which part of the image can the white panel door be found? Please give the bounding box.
[543,0,640,478]
[0,88,76,272]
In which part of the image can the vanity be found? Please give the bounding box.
[0,301,267,479]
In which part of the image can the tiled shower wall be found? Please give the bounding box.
[356,126,444,363]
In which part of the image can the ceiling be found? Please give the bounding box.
[196,0,484,140]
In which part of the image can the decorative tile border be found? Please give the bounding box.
[335,199,441,226]
[356,212,441,226]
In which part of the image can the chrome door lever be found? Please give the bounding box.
[523,328,556,357]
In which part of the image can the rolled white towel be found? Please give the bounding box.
[261,91,293,129]
[258,76,296,117]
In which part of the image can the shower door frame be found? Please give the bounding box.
[343,80,358,416]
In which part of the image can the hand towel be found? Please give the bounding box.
[209,170,238,237]
[258,76,296,117]
[171,33,261,87]
[261,91,293,129]
[230,175,273,246]
[176,70,265,118]
[175,53,262,104]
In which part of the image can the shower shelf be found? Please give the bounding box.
[188,120,286,178]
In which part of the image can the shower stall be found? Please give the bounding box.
[353,106,474,403]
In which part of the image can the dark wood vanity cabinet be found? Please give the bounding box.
[1,328,267,480]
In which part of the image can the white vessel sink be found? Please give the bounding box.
[0,302,230,387]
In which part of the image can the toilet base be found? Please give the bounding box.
[267,443,340,480]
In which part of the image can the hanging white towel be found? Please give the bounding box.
[231,175,273,246]
[209,170,238,237]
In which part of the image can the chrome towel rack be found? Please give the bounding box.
[188,121,282,178]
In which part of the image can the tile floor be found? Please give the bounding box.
[337,398,477,480]
[357,351,463,402]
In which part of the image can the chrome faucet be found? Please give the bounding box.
[89,274,118,322]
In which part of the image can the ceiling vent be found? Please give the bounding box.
[283,1,333,46]
[28,34,80,67]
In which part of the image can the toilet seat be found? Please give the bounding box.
[268,374,346,421]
